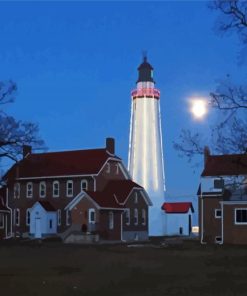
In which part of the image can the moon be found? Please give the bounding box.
[190,99,208,119]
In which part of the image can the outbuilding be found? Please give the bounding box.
[162,202,194,236]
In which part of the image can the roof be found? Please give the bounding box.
[202,153,247,177]
[38,201,56,212]
[162,202,194,214]
[137,56,154,83]
[4,148,120,180]
[65,179,151,210]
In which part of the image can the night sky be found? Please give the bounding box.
[0,1,244,225]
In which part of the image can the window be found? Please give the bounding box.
[214,179,224,189]
[39,181,46,198]
[115,164,119,175]
[15,209,20,226]
[26,182,33,198]
[66,180,73,197]
[235,209,247,224]
[81,180,88,191]
[26,209,30,226]
[109,211,114,229]
[66,210,71,226]
[142,209,146,225]
[215,209,222,219]
[215,236,222,243]
[125,209,130,225]
[0,214,4,229]
[14,183,20,199]
[53,181,59,197]
[88,209,96,224]
[134,192,138,204]
[57,209,61,226]
[134,209,138,225]
[49,219,53,229]
[106,163,110,174]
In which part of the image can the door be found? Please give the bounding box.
[188,214,192,235]
[35,218,42,238]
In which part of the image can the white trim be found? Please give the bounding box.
[53,181,59,198]
[92,176,96,192]
[134,208,138,225]
[66,210,70,226]
[215,209,222,219]
[26,182,33,198]
[66,180,73,197]
[57,209,61,226]
[234,208,247,225]
[220,201,247,205]
[39,181,46,198]
[88,208,96,224]
[26,209,30,226]
[0,213,4,229]
[16,174,97,180]
[81,179,88,191]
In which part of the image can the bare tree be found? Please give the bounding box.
[0,81,45,163]
[174,1,247,162]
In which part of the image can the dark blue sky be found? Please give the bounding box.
[0,1,243,215]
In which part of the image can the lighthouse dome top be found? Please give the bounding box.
[137,56,155,84]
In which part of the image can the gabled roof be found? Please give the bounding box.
[37,201,56,212]
[65,179,152,211]
[4,148,120,180]
[202,153,247,177]
[162,202,194,214]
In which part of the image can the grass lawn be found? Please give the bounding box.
[0,238,247,296]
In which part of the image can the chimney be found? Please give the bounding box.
[204,146,210,167]
[23,145,32,158]
[106,138,115,155]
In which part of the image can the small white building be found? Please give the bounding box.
[162,202,194,236]
[29,201,57,238]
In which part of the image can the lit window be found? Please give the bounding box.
[14,183,20,199]
[66,210,71,226]
[53,181,59,197]
[66,180,73,197]
[142,209,146,225]
[26,209,30,226]
[81,180,88,191]
[57,209,61,226]
[109,211,114,229]
[15,209,20,226]
[134,209,138,225]
[0,214,4,229]
[88,209,96,224]
[215,209,222,219]
[235,209,247,224]
[26,182,33,198]
[39,182,46,198]
[125,209,130,225]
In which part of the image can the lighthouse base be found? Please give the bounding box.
[148,206,166,237]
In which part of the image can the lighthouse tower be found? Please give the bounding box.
[128,56,165,236]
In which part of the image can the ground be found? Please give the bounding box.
[0,237,247,296]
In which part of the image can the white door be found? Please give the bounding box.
[35,218,42,238]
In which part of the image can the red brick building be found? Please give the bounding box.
[2,138,151,241]
[0,187,11,239]
[198,148,247,244]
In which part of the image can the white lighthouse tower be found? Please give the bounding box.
[128,56,165,236]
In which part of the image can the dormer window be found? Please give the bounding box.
[66,180,73,197]
[53,181,59,198]
[14,183,20,199]
[39,181,46,198]
[26,182,33,198]
[106,163,110,174]
[81,180,88,191]
[134,192,138,204]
